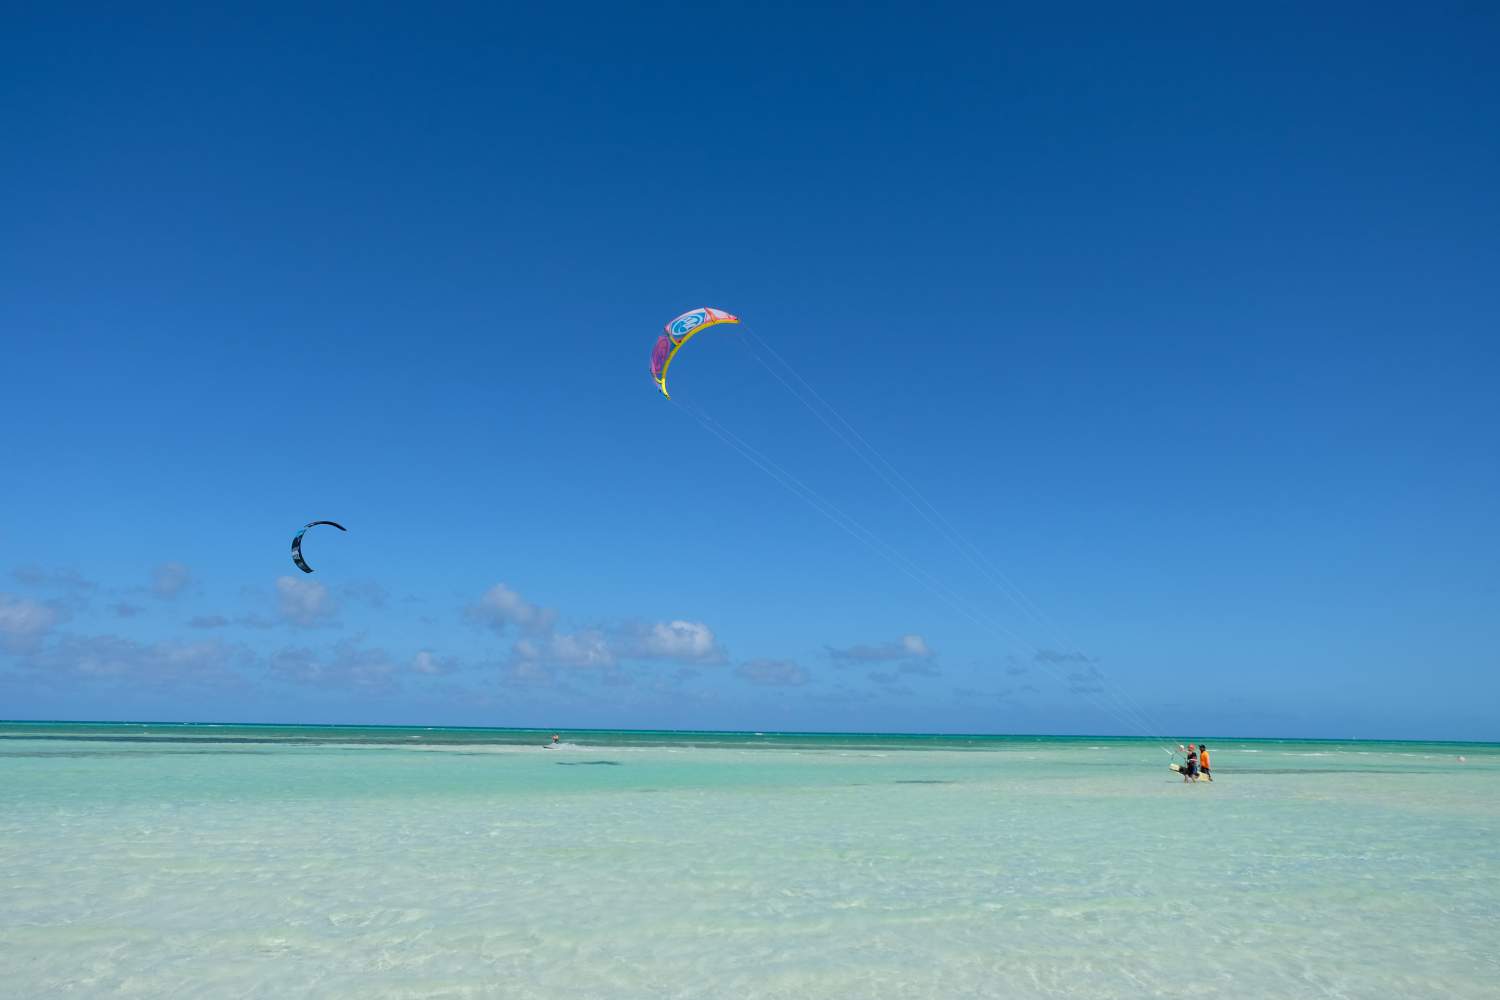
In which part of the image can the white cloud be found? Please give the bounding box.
[466,584,728,690]
[1066,664,1105,696]
[148,640,245,683]
[899,659,941,677]
[467,584,557,635]
[950,686,1020,702]
[1036,648,1092,665]
[550,631,617,668]
[501,657,559,688]
[827,633,933,664]
[735,659,808,687]
[15,634,249,688]
[152,562,192,598]
[340,580,389,609]
[0,593,65,652]
[806,682,876,705]
[412,650,460,675]
[514,629,616,669]
[506,618,726,675]
[270,646,318,681]
[625,620,726,664]
[271,641,396,691]
[276,576,335,626]
[13,566,97,592]
[901,634,932,658]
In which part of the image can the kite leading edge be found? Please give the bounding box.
[291,520,347,573]
[650,307,740,398]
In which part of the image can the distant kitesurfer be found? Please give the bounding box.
[551,734,560,745]
[1179,743,1199,782]
[1198,744,1212,781]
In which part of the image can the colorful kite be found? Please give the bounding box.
[291,520,346,573]
[650,307,740,398]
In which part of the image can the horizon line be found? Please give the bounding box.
[1,718,1493,746]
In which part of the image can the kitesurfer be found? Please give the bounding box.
[1179,743,1199,782]
[1198,744,1212,781]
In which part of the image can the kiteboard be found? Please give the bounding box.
[1170,763,1208,778]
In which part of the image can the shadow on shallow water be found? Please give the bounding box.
[1221,767,1438,775]
[554,761,624,767]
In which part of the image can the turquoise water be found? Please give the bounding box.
[3,723,1496,998]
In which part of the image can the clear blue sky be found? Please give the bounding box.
[3,3,1496,739]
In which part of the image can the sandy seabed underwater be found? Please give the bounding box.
[3,723,1497,999]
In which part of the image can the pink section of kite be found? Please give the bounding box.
[650,307,741,396]
[650,334,673,381]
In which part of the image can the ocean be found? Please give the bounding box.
[3,722,1496,998]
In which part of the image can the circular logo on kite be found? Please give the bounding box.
[670,310,708,338]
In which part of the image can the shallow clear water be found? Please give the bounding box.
[3,723,1496,998]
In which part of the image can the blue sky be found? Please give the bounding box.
[2,3,1496,738]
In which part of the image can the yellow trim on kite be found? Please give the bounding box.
[655,317,739,399]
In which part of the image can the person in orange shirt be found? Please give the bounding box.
[1198,744,1212,781]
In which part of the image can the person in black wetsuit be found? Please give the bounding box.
[1179,743,1199,782]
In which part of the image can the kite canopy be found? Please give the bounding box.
[291,520,347,573]
[650,307,739,398]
